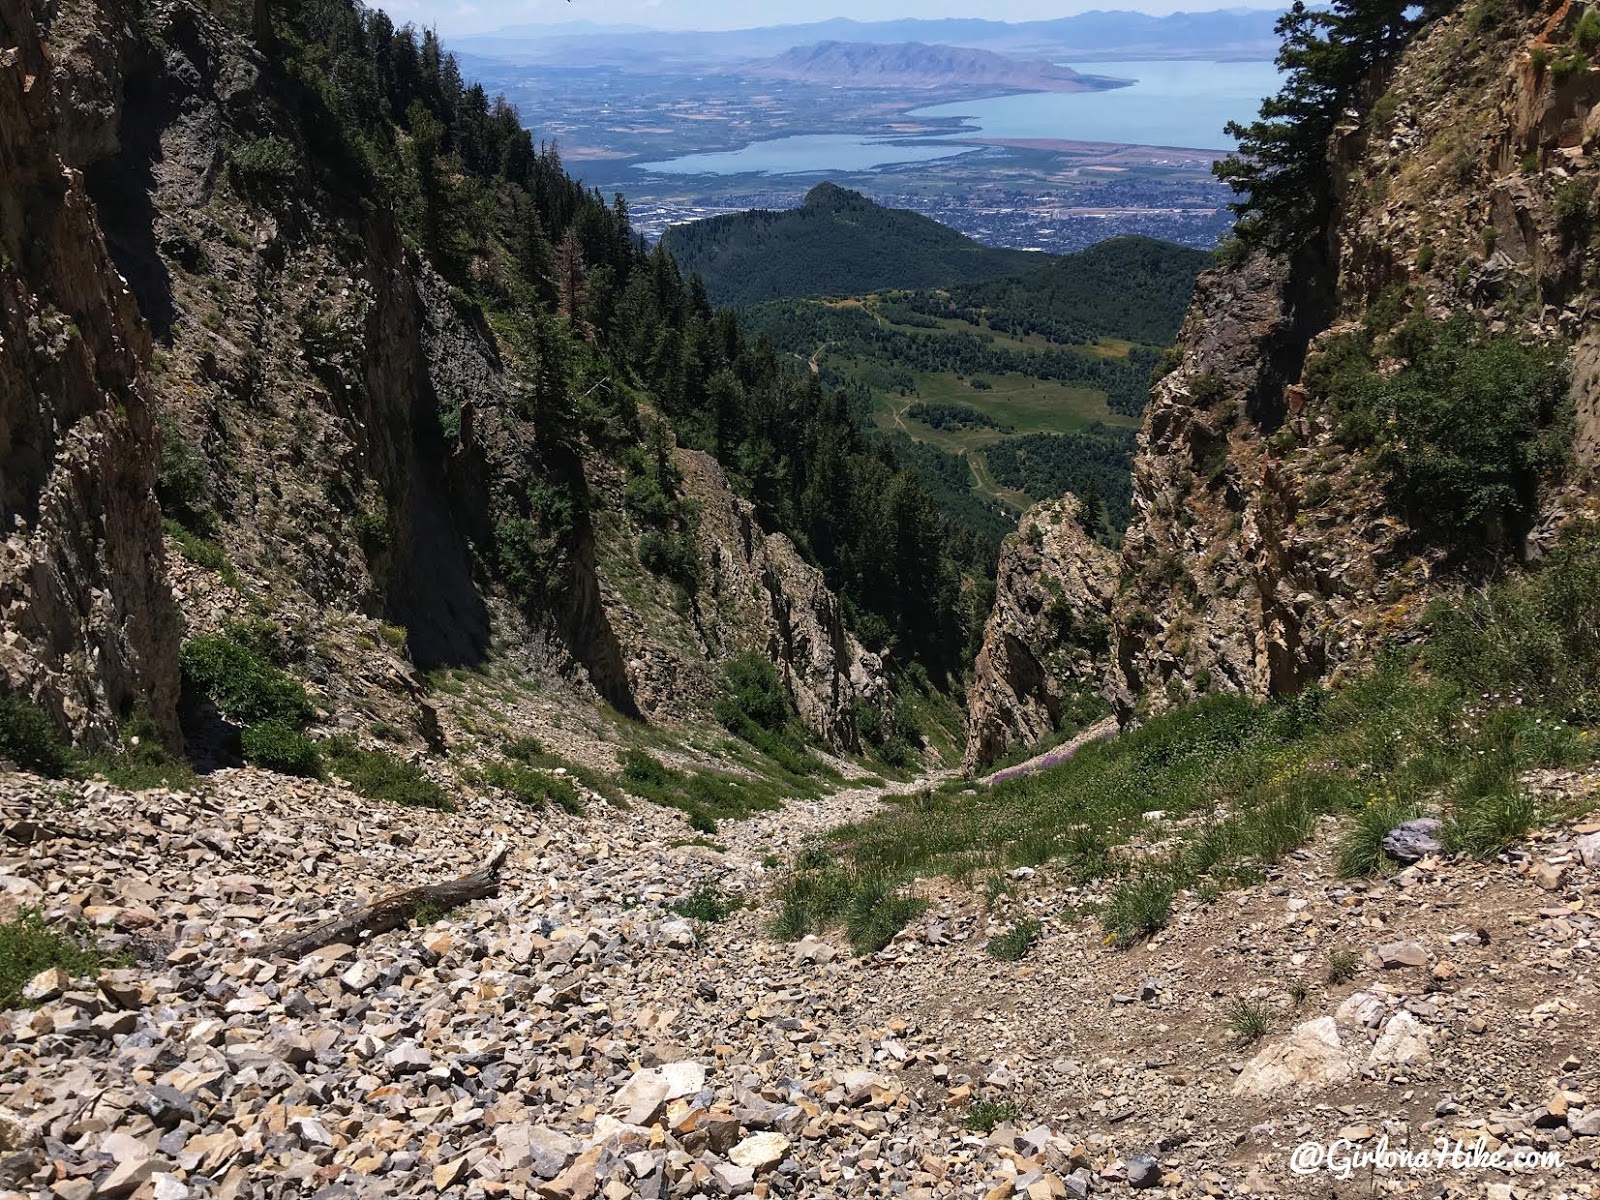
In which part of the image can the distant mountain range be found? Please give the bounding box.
[451,9,1283,68]
[660,183,1054,308]
[742,41,1128,92]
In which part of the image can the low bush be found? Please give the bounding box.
[1327,947,1361,983]
[0,693,73,778]
[672,881,738,923]
[240,721,322,778]
[322,737,451,810]
[963,1098,1020,1134]
[985,916,1042,962]
[180,635,313,727]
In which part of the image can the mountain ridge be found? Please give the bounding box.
[742,41,1125,92]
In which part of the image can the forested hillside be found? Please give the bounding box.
[924,237,1213,345]
[734,235,1205,550]
[660,183,1052,307]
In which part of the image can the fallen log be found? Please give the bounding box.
[259,842,510,960]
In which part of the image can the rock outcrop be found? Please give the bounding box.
[973,0,1600,753]
[0,0,180,746]
[964,495,1117,771]
[609,450,885,750]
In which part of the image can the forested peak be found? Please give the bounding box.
[802,182,872,211]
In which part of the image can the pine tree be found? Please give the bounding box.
[1215,0,1429,250]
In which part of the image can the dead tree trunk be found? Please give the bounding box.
[259,843,510,960]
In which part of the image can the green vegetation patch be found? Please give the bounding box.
[180,634,314,727]
[322,737,451,811]
[671,881,740,923]
[1307,315,1570,550]
[618,748,782,834]
[773,532,1600,952]
[484,759,584,814]
[0,911,113,1009]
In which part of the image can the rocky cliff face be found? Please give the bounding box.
[2,0,880,757]
[963,496,1117,770]
[1111,0,1600,718]
[971,0,1600,755]
[0,0,181,747]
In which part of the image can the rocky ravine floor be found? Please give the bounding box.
[2,765,1599,1200]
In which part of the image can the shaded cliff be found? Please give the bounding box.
[3,0,889,761]
[0,0,180,747]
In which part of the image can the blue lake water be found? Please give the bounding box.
[633,133,975,176]
[911,60,1283,152]
[631,60,1282,176]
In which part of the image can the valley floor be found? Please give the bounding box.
[2,763,1598,1199]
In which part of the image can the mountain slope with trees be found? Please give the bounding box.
[0,0,983,780]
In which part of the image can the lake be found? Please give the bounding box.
[911,60,1283,152]
[631,59,1282,176]
[633,132,975,176]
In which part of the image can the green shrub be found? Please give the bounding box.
[322,737,451,810]
[1312,316,1570,548]
[714,653,790,735]
[1555,176,1595,240]
[0,693,72,778]
[496,478,578,607]
[240,721,322,777]
[0,911,111,1008]
[1551,52,1589,83]
[986,916,1042,962]
[672,881,737,923]
[1576,8,1600,52]
[228,135,300,198]
[484,760,584,814]
[156,414,213,533]
[963,1099,1020,1134]
[180,635,313,727]
[505,736,546,762]
[162,519,231,574]
[1416,244,1435,272]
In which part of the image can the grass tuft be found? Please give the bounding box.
[1226,996,1272,1044]
[985,916,1042,961]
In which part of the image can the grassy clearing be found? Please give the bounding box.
[773,528,1600,953]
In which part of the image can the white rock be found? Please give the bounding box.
[1232,1018,1354,1097]
[1368,1011,1431,1068]
[728,1131,789,1171]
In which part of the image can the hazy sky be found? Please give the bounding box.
[379,0,1285,36]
